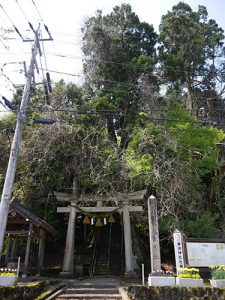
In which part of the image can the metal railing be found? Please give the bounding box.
[107,224,112,273]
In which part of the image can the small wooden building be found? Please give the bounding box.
[3,199,57,277]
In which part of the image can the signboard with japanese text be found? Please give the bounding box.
[186,242,225,267]
[173,230,185,272]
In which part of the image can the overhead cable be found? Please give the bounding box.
[15,0,35,34]
[43,51,225,77]
[31,0,53,39]
[0,3,24,40]
[1,61,25,88]
[40,68,79,77]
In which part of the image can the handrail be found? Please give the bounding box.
[107,223,112,273]
[89,229,102,276]
[89,241,95,276]
[89,233,98,276]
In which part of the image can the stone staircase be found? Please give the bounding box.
[93,215,122,275]
[108,220,122,275]
[93,226,109,274]
[55,283,123,300]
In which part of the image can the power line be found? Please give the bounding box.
[52,39,81,46]
[1,41,225,79]
[51,31,81,38]
[1,61,25,87]
[1,104,225,128]
[15,0,35,34]
[10,105,225,119]
[31,0,53,40]
[43,51,225,77]
[0,3,24,40]
[40,68,80,77]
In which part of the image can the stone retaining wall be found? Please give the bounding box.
[0,281,44,300]
[128,285,225,300]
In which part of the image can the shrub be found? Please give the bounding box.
[210,266,225,279]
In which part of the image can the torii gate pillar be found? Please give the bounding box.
[59,206,76,277]
[123,204,135,275]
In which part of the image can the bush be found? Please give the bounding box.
[210,266,225,279]
[185,214,220,238]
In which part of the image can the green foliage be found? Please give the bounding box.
[126,124,154,189]
[159,1,225,114]
[185,213,220,238]
[210,266,225,280]
[159,2,224,84]
[1,2,225,259]
[82,3,158,149]
[165,104,225,176]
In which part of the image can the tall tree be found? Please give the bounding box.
[159,2,225,114]
[82,4,158,193]
[82,4,158,151]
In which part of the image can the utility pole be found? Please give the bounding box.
[0,29,40,259]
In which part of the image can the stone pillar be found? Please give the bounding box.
[37,229,45,276]
[5,237,11,265]
[11,238,17,259]
[83,224,87,242]
[148,195,161,272]
[60,205,76,277]
[123,204,134,275]
[23,223,33,278]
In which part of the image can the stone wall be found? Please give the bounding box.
[0,281,44,300]
[128,285,225,300]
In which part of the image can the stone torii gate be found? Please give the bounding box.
[55,190,146,277]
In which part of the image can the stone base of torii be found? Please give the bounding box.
[55,190,147,277]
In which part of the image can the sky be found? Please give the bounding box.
[0,0,225,111]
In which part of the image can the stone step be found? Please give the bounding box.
[65,288,119,294]
[55,285,122,300]
[56,294,122,299]
[56,298,121,300]
[94,266,108,270]
[70,285,117,289]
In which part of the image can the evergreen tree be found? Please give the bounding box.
[82,4,158,150]
[159,2,225,114]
